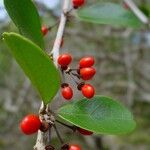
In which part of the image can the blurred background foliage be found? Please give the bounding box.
[0,0,150,150]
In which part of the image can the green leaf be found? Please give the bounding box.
[3,32,60,104]
[58,95,136,135]
[77,2,142,28]
[4,0,44,49]
[140,4,150,17]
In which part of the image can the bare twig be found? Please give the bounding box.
[34,102,47,150]
[124,0,149,24]
[50,0,71,66]
[34,1,71,150]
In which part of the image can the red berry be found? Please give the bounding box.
[69,144,81,150]
[72,0,85,8]
[58,54,72,67]
[81,84,95,99]
[80,67,96,80]
[79,56,95,68]
[123,2,130,9]
[20,114,41,135]
[62,86,73,100]
[41,26,49,36]
[77,128,93,135]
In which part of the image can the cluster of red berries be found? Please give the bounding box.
[57,54,96,100]
[22,1,89,148]
[20,114,93,150]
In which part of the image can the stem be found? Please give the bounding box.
[48,20,60,30]
[34,1,71,150]
[53,124,64,144]
[48,128,51,144]
[71,72,81,79]
[69,73,80,85]
[70,69,78,71]
[34,102,47,150]
[50,0,71,66]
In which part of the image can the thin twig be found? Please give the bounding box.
[34,102,47,150]
[71,72,81,79]
[48,128,51,144]
[69,73,80,85]
[48,19,60,30]
[124,0,149,24]
[53,124,64,144]
[50,0,71,66]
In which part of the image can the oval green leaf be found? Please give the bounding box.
[3,32,60,104]
[4,0,44,49]
[58,95,136,135]
[77,2,142,28]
